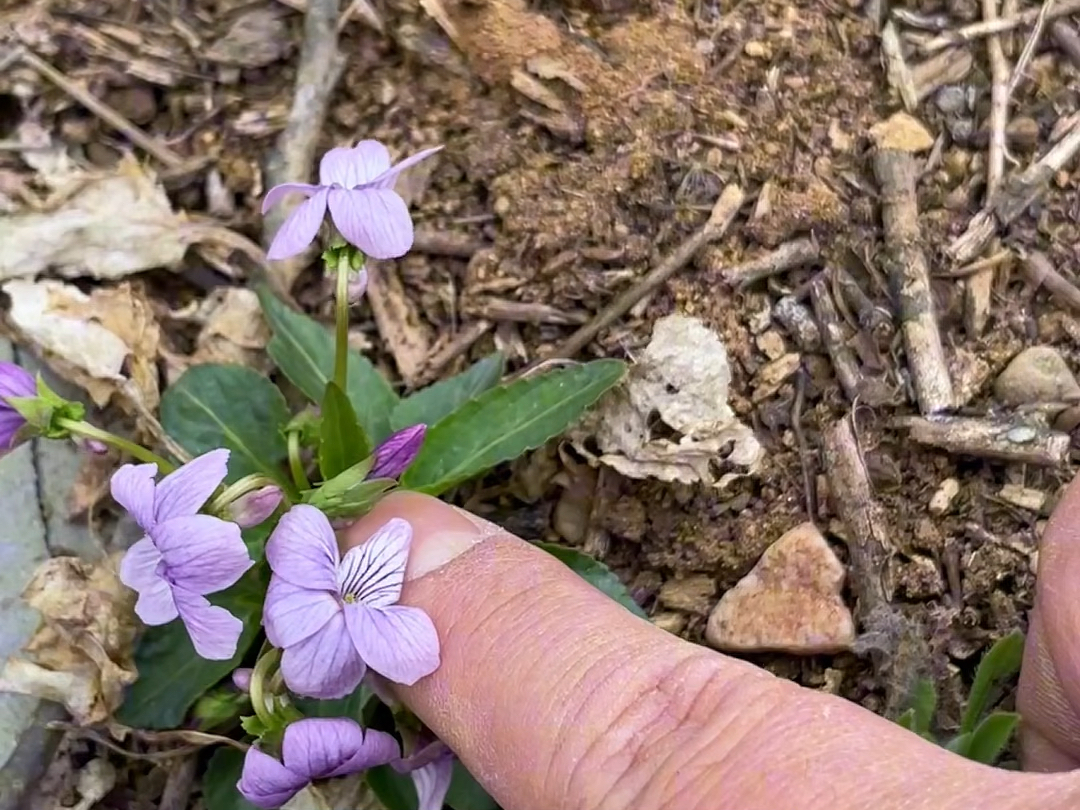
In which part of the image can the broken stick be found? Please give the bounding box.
[947,117,1080,263]
[547,184,745,360]
[823,417,926,717]
[702,236,820,288]
[1022,250,1080,313]
[809,276,862,402]
[873,149,954,414]
[893,414,1071,466]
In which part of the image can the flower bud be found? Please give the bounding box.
[347,268,369,303]
[369,424,426,479]
[227,485,283,528]
[232,667,253,692]
[76,438,109,455]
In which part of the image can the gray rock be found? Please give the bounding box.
[994,346,1080,406]
[935,85,967,115]
[0,345,95,810]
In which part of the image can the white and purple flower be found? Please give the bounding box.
[262,141,442,261]
[238,718,400,809]
[114,449,254,660]
[263,505,440,698]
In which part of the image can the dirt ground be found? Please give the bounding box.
[4,0,1080,802]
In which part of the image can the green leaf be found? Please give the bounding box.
[401,360,626,495]
[895,708,915,732]
[536,543,647,619]
[961,630,1024,734]
[966,712,1019,765]
[160,364,290,484]
[367,765,417,810]
[117,570,265,729]
[391,353,505,431]
[902,678,937,735]
[257,287,398,442]
[945,731,972,757]
[204,748,259,810]
[446,761,499,810]
[319,381,369,480]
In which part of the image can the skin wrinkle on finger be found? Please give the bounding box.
[346,493,1080,810]
[1018,615,1080,767]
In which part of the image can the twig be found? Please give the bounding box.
[810,275,863,402]
[1007,0,1054,97]
[969,0,1011,336]
[831,267,892,338]
[412,230,485,258]
[873,149,954,413]
[1021,250,1080,312]
[367,262,431,386]
[261,0,346,297]
[892,415,1071,465]
[823,416,926,716]
[881,22,919,110]
[1051,19,1080,69]
[19,51,184,167]
[916,0,1080,52]
[791,370,816,517]
[547,184,745,360]
[702,236,820,288]
[946,117,1080,263]
[464,298,589,325]
[159,756,197,810]
[910,47,974,103]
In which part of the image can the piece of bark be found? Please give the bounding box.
[893,415,1071,466]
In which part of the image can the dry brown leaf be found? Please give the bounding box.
[67,449,122,520]
[161,287,271,383]
[0,554,138,725]
[3,280,162,410]
[571,315,764,488]
[0,156,187,280]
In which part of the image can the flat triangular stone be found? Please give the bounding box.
[705,522,855,655]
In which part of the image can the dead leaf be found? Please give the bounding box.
[162,288,271,382]
[68,449,121,520]
[571,315,764,488]
[0,554,139,725]
[3,279,162,410]
[0,156,187,280]
[71,759,116,810]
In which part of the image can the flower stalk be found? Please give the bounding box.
[57,418,176,473]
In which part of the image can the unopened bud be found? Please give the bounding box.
[347,268,369,303]
[76,437,109,455]
[232,668,253,692]
[227,485,283,528]
[369,424,426,479]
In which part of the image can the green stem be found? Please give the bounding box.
[58,419,175,473]
[333,259,351,392]
[287,431,310,492]
[249,648,281,729]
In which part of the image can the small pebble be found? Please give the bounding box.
[705,522,855,655]
[994,346,1080,406]
[935,85,967,115]
[929,477,960,515]
[658,575,716,615]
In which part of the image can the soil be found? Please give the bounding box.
[4,0,1080,800]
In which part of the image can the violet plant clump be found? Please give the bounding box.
[0,138,633,810]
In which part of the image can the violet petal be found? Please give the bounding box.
[327,187,413,260]
[118,536,164,591]
[336,518,411,607]
[110,463,158,531]
[280,612,367,699]
[173,588,244,660]
[153,514,252,594]
[267,188,330,261]
[0,362,36,400]
[320,141,391,188]
[367,146,444,191]
[266,505,341,591]
[262,182,321,215]
[282,718,399,780]
[344,604,440,686]
[133,577,179,626]
[412,752,454,810]
[334,727,402,777]
[238,746,308,809]
[369,425,425,479]
[153,448,230,522]
[263,575,340,648]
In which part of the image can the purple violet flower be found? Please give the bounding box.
[238,718,400,809]
[393,740,455,810]
[114,449,255,660]
[369,424,426,480]
[0,361,37,452]
[264,505,439,698]
[262,141,442,262]
[228,485,284,529]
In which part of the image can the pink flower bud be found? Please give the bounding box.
[369,424,426,480]
[76,438,109,455]
[232,668,253,692]
[227,485,283,529]
[347,268,369,303]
